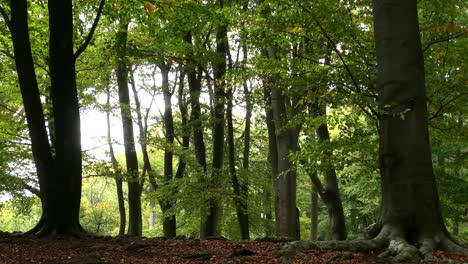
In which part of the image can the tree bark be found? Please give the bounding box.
[115,20,142,236]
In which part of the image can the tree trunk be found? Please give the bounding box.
[175,71,189,180]
[184,32,209,238]
[105,87,126,236]
[201,17,227,238]
[115,21,142,236]
[315,106,347,240]
[267,47,300,239]
[373,0,466,259]
[10,0,54,235]
[227,84,249,240]
[263,81,279,237]
[160,66,177,238]
[240,44,251,239]
[129,68,159,235]
[310,184,319,240]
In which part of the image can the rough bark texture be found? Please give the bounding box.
[116,21,142,236]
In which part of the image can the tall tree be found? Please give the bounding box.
[281,0,468,260]
[201,0,228,237]
[372,0,467,259]
[6,0,88,235]
[115,20,142,236]
[159,64,177,238]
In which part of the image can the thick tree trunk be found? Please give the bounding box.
[315,106,347,240]
[11,0,86,236]
[279,0,468,261]
[105,87,126,236]
[373,0,464,258]
[10,0,55,234]
[116,21,142,236]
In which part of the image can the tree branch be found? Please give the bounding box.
[423,32,466,53]
[74,0,105,60]
[0,5,12,32]
[22,181,41,198]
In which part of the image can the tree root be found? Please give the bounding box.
[279,225,468,262]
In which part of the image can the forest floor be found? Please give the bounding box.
[0,232,466,264]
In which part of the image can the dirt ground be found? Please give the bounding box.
[0,232,466,263]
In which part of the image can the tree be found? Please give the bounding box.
[281,0,467,260]
[4,0,104,235]
[115,19,142,236]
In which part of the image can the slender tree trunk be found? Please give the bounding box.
[227,85,249,240]
[184,33,209,238]
[201,14,227,238]
[105,87,126,236]
[129,68,160,235]
[175,71,189,180]
[160,66,177,238]
[263,81,278,236]
[240,44,251,239]
[314,106,347,240]
[310,183,319,240]
[115,21,142,236]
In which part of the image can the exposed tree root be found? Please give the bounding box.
[25,217,87,238]
[279,225,468,262]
